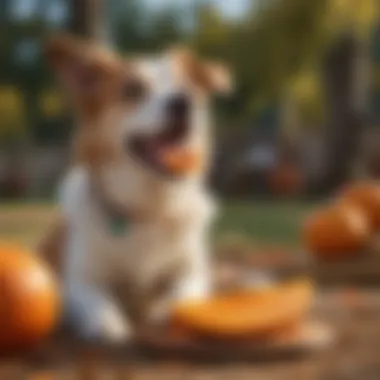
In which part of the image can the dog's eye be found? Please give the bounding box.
[122,78,146,103]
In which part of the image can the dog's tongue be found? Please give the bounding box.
[158,145,203,175]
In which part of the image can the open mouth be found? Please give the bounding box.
[129,118,190,176]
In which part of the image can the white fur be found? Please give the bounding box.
[61,167,215,341]
[60,54,217,342]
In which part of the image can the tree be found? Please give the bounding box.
[68,0,105,40]
[111,0,184,55]
[193,0,379,191]
[319,0,378,190]
[191,0,330,124]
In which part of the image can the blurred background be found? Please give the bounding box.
[1,0,379,249]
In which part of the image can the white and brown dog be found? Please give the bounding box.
[44,35,232,342]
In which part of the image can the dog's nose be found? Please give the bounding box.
[167,94,190,118]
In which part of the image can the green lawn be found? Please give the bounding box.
[215,201,318,247]
[0,200,318,249]
[0,203,58,248]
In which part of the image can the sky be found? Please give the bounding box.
[144,0,250,18]
[11,0,251,21]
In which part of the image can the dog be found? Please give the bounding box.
[43,35,233,342]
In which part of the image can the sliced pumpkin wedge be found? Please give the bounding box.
[159,146,203,174]
[171,279,315,339]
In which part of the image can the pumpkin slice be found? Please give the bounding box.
[172,279,315,339]
[159,146,203,174]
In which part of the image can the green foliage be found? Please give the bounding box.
[1,0,378,143]
[192,0,378,126]
[188,0,331,124]
[0,87,26,140]
[111,0,184,54]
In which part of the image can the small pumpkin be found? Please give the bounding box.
[303,204,370,260]
[0,242,61,353]
[268,163,304,197]
[160,146,203,175]
[171,279,314,339]
[339,181,380,230]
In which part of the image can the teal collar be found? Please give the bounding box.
[91,180,131,236]
[106,211,129,236]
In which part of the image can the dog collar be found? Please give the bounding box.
[90,178,131,236]
[100,199,130,236]
[106,210,129,236]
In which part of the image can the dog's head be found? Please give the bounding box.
[46,35,232,204]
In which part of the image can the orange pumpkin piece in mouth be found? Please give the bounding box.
[171,279,314,339]
[160,146,203,174]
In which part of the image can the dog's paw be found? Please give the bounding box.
[64,299,132,344]
[98,309,132,344]
[77,316,131,345]
[100,316,132,344]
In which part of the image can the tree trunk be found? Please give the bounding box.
[68,0,106,41]
[0,0,10,22]
[321,32,370,193]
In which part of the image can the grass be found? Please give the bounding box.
[0,203,58,247]
[215,200,318,247]
[0,200,318,249]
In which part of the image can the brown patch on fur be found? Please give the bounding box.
[45,34,126,120]
[46,34,140,168]
[170,47,232,94]
[112,259,187,326]
[38,217,67,276]
[74,129,113,168]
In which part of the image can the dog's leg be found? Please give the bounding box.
[175,242,212,302]
[147,234,212,325]
[64,283,132,343]
[170,195,217,305]
[56,168,132,343]
[63,231,131,343]
[38,216,67,275]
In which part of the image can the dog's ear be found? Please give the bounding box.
[45,34,123,111]
[172,47,233,95]
[198,60,233,95]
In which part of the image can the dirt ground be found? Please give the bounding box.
[1,289,380,380]
[1,204,380,379]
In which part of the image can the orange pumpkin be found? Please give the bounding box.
[0,243,60,353]
[160,146,203,175]
[268,164,304,196]
[171,279,314,339]
[303,204,370,260]
[339,181,380,229]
